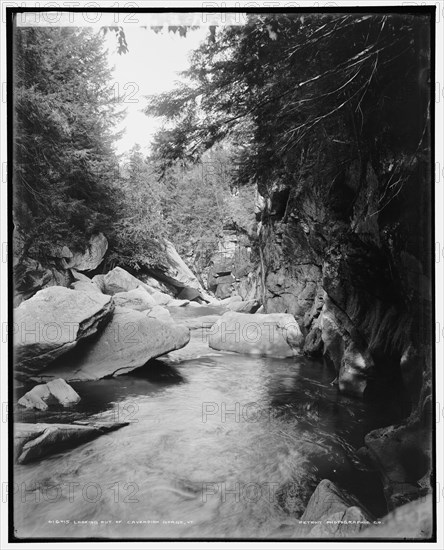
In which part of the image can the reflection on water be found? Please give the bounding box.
[14,331,398,539]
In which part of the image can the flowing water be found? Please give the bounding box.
[13,306,401,540]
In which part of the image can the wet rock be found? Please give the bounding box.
[364,423,432,509]
[18,378,80,410]
[339,342,373,398]
[14,287,114,380]
[15,421,128,464]
[297,479,373,537]
[227,299,261,313]
[33,307,190,381]
[208,311,303,357]
[319,304,345,371]
[303,325,323,356]
[65,233,108,271]
[358,494,433,539]
[113,287,157,311]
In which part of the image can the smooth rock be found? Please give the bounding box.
[46,378,81,407]
[33,307,190,381]
[92,274,107,292]
[146,305,172,322]
[178,314,220,330]
[358,494,433,539]
[147,239,209,297]
[18,384,51,410]
[208,311,303,357]
[113,287,157,311]
[14,287,114,379]
[15,421,128,464]
[101,267,153,296]
[152,291,173,306]
[65,233,108,271]
[18,378,80,410]
[298,479,373,537]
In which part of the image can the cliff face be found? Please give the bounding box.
[253,155,433,508]
[257,155,432,402]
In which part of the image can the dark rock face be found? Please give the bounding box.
[206,230,260,301]
[15,421,128,464]
[293,479,373,537]
[13,287,114,380]
[257,158,432,404]
[256,154,433,513]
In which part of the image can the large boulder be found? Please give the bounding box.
[100,267,155,296]
[146,305,173,322]
[32,307,190,381]
[15,421,128,464]
[364,423,432,509]
[208,311,303,357]
[151,291,173,306]
[358,495,433,539]
[13,287,114,379]
[18,378,80,410]
[113,287,157,311]
[296,479,373,537]
[146,239,210,299]
[65,233,108,271]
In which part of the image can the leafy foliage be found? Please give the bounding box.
[146,13,430,204]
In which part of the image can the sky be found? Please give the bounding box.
[104,26,209,157]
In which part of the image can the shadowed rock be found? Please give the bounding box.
[32,307,190,382]
[208,311,303,357]
[65,233,108,271]
[15,421,128,464]
[14,287,114,380]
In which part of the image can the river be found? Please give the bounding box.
[14,305,401,540]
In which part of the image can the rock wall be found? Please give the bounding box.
[257,159,432,402]
[255,156,433,508]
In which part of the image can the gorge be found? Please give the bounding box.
[10,10,434,542]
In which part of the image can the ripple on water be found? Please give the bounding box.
[14,347,395,539]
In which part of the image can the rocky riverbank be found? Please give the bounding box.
[13,237,433,539]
